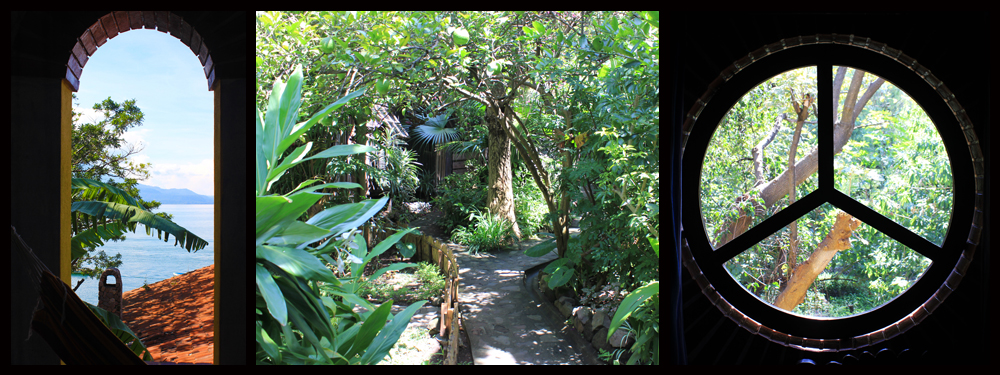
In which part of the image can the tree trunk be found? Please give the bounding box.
[785,92,813,279]
[486,105,522,240]
[504,108,567,255]
[773,211,860,311]
[556,146,573,258]
[356,120,372,247]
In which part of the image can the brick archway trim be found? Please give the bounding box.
[65,11,215,92]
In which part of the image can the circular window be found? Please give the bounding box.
[681,35,983,352]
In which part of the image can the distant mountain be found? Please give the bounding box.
[136,184,213,204]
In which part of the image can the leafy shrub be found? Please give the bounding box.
[432,158,487,235]
[369,144,420,203]
[512,167,549,237]
[817,277,863,298]
[450,209,515,254]
[414,261,446,295]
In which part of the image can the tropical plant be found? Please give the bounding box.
[432,158,488,235]
[450,208,515,254]
[70,178,209,261]
[410,110,460,147]
[512,166,550,238]
[255,64,425,365]
[60,176,212,361]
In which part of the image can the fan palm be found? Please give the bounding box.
[410,111,460,147]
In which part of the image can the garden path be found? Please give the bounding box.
[450,227,605,365]
[404,203,603,364]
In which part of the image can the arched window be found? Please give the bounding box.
[681,35,983,352]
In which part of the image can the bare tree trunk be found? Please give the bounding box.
[773,211,860,311]
[785,91,813,278]
[486,105,521,240]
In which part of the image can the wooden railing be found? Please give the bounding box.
[371,227,461,365]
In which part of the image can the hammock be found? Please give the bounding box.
[11,225,147,365]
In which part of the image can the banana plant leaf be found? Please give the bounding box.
[71,200,208,252]
[12,225,151,365]
[70,177,208,254]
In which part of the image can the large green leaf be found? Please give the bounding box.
[524,234,556,257]
[84,302,153,361]
[411,113,460,146]
[267,263,336,348]
[256,193,324,246]
[278,88,367,160]
[309,196,389,238]
[543,258,574,289]
[264,142,313,191]
[366,262,417,284]
[301,143,377,163]
[345,300,392,360]
[256,264,287,326]
[71,201,208,252]
[607,281,659,341]
[264,221,333,248]
[365,227,418,264]
[71,178,148,209]
[257,245,338,284]
[69,220,130,261]
[256,321,282,362]
[256,107,268,195]
[261,67,296,178]
[361,300,427,364]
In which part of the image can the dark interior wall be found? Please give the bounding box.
[217,77,247,365]
[10,11,246,365]
[668,12,991,365]
[9,76,66,365]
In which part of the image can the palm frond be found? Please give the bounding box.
[411,112,460,146]
[71,178,148,210]
[71,201,209,252]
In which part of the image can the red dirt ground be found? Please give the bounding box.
[120,264,214,364]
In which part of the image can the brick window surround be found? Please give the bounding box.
[65,11,215,92]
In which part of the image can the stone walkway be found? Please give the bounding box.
[451,229,604,365]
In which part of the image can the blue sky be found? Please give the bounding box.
[74,29,214,197]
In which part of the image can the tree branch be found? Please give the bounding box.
[773,211,860,311]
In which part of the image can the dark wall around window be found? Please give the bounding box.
[667,12,991,365]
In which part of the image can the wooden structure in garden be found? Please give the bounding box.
[325,103,486,200]
[371,228,462,365]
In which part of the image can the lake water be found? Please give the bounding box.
[72,204,215,305]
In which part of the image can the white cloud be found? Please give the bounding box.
[73,106,105,125]
[144,158,214,197]
[121,128,150,153]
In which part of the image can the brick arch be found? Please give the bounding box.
[65,11,215,92]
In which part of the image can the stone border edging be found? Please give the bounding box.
[523,259,621,365]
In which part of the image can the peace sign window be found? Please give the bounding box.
[681,35,983,351]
